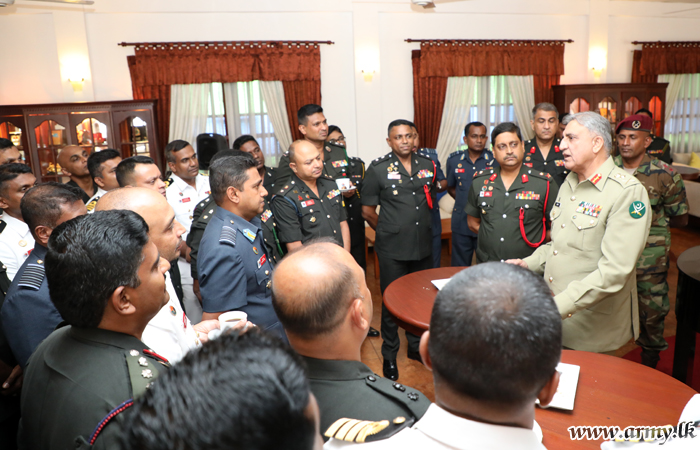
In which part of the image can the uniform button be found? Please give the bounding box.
[544,162,547,165]
[505,192,509,197]
[416,207,419,210]
[570,196,576,201]
[549,276,553,282]
[502,214,507,219]
[577,226,582,230]
[561,223,566,228]
[553,250,558,255]
[524,204,529,209]
[412,192,415,195]
[407,393,419,401]
[203,215,208,219]
[416,222,419,225]
[367,375,376,382]
[327,215,330,218]
[265,270,270,275]
[334,230,337,234]
[590,219,595,225]
[410,177,413,181]
[393,382,406,392]
[481,202,486,206]
[500,237,504,242]
[230,220,234,224]
[209,209,214,213]
[567,313,573,318]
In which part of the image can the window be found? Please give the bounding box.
[457,76,517,151]
[662,74,700,154]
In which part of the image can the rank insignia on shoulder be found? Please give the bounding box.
[165,177,173,188]
[86,199,98,212]
[219,226,236,247]
[325,416,414,443]
[17,263,45,290]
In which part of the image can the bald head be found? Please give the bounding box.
[57,145,89,178]
[96,187,165,215]
[272,241,364,340]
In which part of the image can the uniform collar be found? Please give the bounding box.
[170,173,204,192]
[614,153,652,176]
[291,173,331,199]
[389,152,423,176]
[89,187,108,203]
[568,156,616,192]
[29,243,47,259]
[68,326,150,352]
[301,356,374,381]
[214,207,261,234]
[1,212,29,235]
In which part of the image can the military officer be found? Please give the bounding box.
[466,123,558,263]
[447,121,496,266]
[636,108,673,164]
[361,120,436,381]
[85,149,121,213]
[271,241,429,438]
[57,145,96,203]
[509,112,652,354]
[19,211,171,450]
[411,125,447,268]
[272,140,350,252]
[614,114,688,368]
[197,153,285,340]
[0,139,23,165]
[233,134,278,201]
[0,164,36,281]
[524,103,569,186]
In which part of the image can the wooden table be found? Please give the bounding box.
[672,164,700,181]
[384,267,698,449]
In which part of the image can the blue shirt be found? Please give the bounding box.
[446,150,497,236]
[198,207,284,339]
[416,148,446,237]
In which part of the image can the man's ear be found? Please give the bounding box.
[109,285,136,317]
[537,369,561,407]
[591,135,605,155]
[644,135,653,150]
[386,137,392,148]
[33,225,53,246]
[0,195,9,210]
[94,177,106,189]
[167,161,176,173]
[61,166,73,177]
[226,186,239,204]
[299,123,307,137]
[349,298,368,332]
[530,119,536,131]
[289,161,298,174]
[418,331,432,372]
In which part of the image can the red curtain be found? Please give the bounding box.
[632,44,700,81]
[412,50,447,149]
[127,42,322,162]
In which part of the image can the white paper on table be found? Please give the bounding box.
[431,278,452,290]
[536,362,580,411]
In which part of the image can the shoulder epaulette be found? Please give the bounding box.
[325,416,414,443]
[526,170,551,181]
[322,173,334,181]
[18,263,45,290]
[609,168,637,186]
[370,152,393,165]
[473,169,491,179]
[414,152,432,163]
[349,156,364,162]
[197,196,211,209]
[276,182,294,196]
[126,349,166,400]
[164,176,173,188]
[219,226,237,247]
[449,150,463,158]
[419,147,437,155]
[86,196,100,212]
[651,159,675,175]
[0,220,6,235]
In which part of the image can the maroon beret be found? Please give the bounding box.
[615,114,653,134]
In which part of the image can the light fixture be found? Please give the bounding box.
[69,77,85,92]
[362,70,375,82]
[589,48,607,77]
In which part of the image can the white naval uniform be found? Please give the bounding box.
[165,173,210,323]
[0,213,35,282]
[141,272,201,364]
[85,187,107,214]
[325,404,547,450]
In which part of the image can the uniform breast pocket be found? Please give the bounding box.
[516,199,543,222]
[255,265,270,287]
[301,209,321,229]
[568,214,600,251]
[476,196,495,214]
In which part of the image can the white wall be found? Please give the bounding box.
[2,0,700,162]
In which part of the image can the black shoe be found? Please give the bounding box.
[640,349,660,369]
[367,327,380,338]
[407,350,423,364]
[383,359,399,380]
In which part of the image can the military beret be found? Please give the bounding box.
[616,114,653,134]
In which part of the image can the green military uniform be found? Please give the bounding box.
[262,165,278,202]
[302,356,430,442]
[646,135,672,165]
[276,141,350,183]
[18,326,169,449]
[465,165,558,263]
[271,173,347,247]
[187,196,283,281]
[346,156,367,269]
[614,154,688,357]
[361,151,436,361]
[524,138,569,186]
[523,157,651,353]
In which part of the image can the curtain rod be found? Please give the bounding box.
[118,40,334,47]
[405,39,573,43]
[632,40,700,45]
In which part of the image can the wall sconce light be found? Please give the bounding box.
[362,70,375,82]
[589,48,607,78]
[69,78,85,92]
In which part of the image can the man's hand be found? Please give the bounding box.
[505,259,528,268]
[193,319,220,344]
[341,187,356,198]
[1,365,23,396]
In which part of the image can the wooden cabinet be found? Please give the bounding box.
[0,100,160,183]
[553,83,668,137]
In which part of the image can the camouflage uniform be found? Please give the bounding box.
[614,154,688,355]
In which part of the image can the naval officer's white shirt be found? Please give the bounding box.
[141,271,201,364]
[0,212,35,281]
[85,187,108,213]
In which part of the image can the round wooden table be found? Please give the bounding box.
[672,164,700,181]
[384,267,698,449]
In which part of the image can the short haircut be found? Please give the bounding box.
[297,104,324,126]
[491,122,522,145]
[164,140,191,164]
[328,125,343,136]
[116,156,156,187]
[87,149,121,180]
[232,135,258,151]
[21,183,83,235]
[209,153,258,205]
[559,112,570,123]
[429,262,562,405]
[635,108,653,119]
[124,329,316,450]
[564,112,613,155]
[0,138,13,151]
[0,163,33,196]
[46,211,149,328]
[464,121,486,137]
[531,102,559,119]
[272,239,361,339]
[387,119,415,137]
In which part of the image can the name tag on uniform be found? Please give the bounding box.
[516,191,540,200]
[417,170,433,179]
[301,199,315,208]
[181,197,191,203]
[455,169,465,173]
[524,163,533,168]
[479,191,493,197]
[260,209,272,222]
[257,254,267,269]
[555,160,566,167]
[327,189,340,199]
[576,201,602,217]
[331,160,348,168]
[387,172,401,180]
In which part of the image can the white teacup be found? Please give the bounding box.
[219,311,248,331]
[336,178,353,191]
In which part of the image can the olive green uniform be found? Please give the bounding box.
[646,135,672,165]
[361,151,436,360]
[523,157,651,353]
[271,174,347,247]
[614,154,688,355]
[524,138,569,186]
[346,156,367,269]
[465,165,558,263]
[302,356,430,442]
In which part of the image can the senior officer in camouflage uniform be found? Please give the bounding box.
[508,112,651,353]
[197,154,285,340]
[524,103,569,186]
[271,241,429,440]
[447,121,496,266]
[466,123,558,263]
[361,119,437,381]
[614,114,688,368]
[272,140,350,253]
